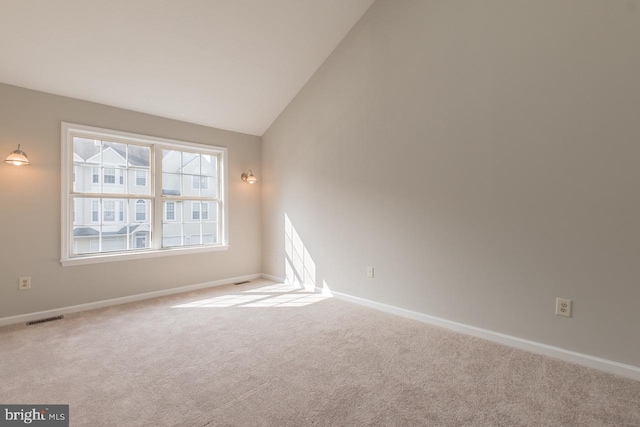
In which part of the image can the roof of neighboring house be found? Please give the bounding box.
[74,138,217,174]
[73,138,150,167]
[73,227,99,237]
[73,224,147,237]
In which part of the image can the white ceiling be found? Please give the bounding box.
[0,0,374,136]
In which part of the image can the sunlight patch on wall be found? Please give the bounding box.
[285,213,316,290]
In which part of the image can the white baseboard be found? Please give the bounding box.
[261,274,285,283]
[0,273,263,328]
[327,289,640,382]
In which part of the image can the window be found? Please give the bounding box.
[104,200,116,222]
[135,200,146,222]
[192,202,200,220]
[135,235,147,249]
[161,148,220,248]
[104,168,116,184]
[192,175,209,190]
[188,202,210,221]
[62,123,227,266]
[91,200,99,222]
[135,170,147,187]
[165,202,175,221]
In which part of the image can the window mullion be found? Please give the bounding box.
[152,146,163,250]
[99,141,104,194]
[126,200,131,251]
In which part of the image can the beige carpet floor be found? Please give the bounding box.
[1,279,639,426]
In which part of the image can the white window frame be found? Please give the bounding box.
[61,122,228,266]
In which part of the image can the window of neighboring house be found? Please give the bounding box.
[192,201,200,220]
[192,175,209,190]
[63,122,227,265]
[135,170,146,187]
[104,200,116,222]
[202,202,209,220]
[104,168,116,184]
[92,200,99,222]
[165,201,175,221]
[135,200,146,222]
[135,235,146,248]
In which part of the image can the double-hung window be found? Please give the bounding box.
[135,170,147,187]
[103,168,116,184]
[61,123,228,266]
[192,175,209,190]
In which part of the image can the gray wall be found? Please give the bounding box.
[262,0,640,367]
[0,83,262,318]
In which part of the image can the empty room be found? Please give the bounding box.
[1,0,639,425]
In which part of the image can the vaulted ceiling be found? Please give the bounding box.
[0,0,374,136]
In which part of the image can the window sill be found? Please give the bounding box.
[60,244,229,267]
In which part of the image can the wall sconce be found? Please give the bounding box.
[4,144,30,166]
[241,170,258,184]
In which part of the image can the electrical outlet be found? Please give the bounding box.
[556,298,572,317]
[367,266,374,278]
[19,276,31,290]
[270,253,275,261]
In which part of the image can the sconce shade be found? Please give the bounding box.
[5,144,30,166]
[241,170,258,184]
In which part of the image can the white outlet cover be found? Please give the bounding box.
[367,267,374,278]
[556,298,572,317]
[19,276,31,290]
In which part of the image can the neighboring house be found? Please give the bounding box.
[72,138,218,254]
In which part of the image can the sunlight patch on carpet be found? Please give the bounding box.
[172,284,330,308]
